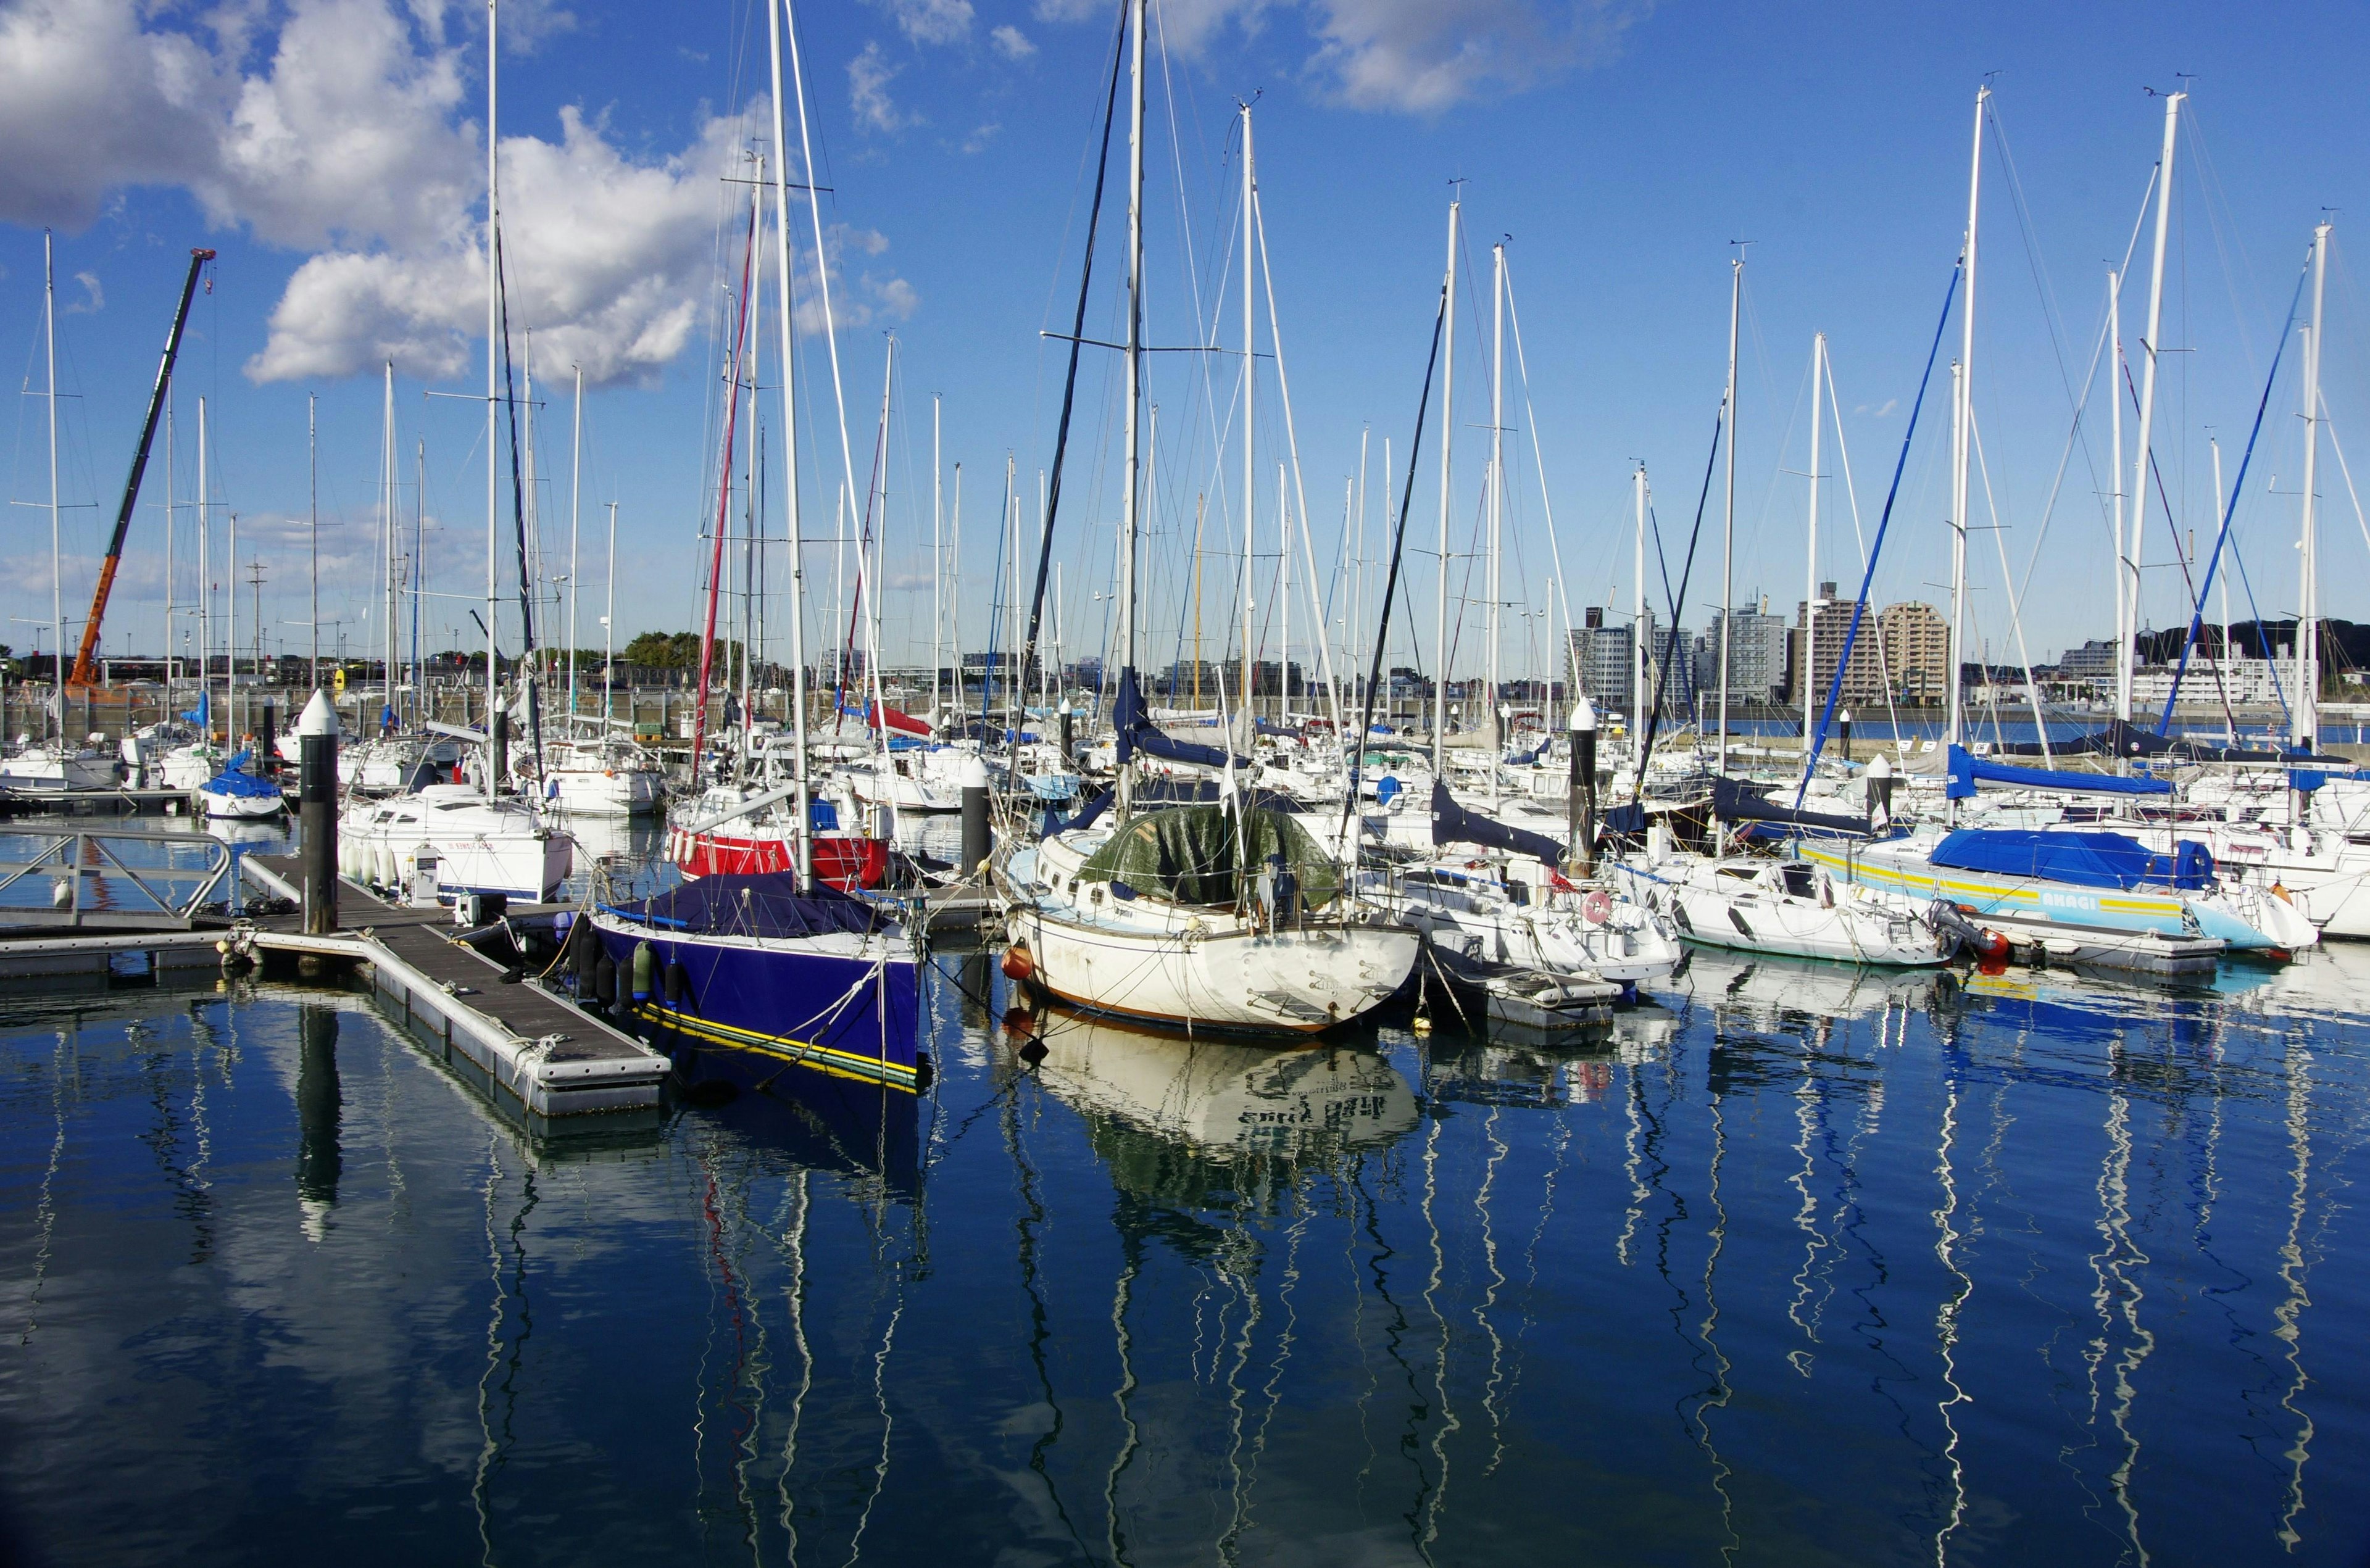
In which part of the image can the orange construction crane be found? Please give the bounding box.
[67,247,215,689]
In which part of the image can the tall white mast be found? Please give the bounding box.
[931,392,942,720]
[604,501,618,730]
[197,396,209,739]
[309,392,320,692]
[763,0,812,882]
[2211,437,2231,743]
[1717,254,1740,775]
[1488,239,1506,807]
[163,399,175,700]
[1432,197,1459,773]
[1240,101,1256,729]
[44,232,60,736]
[2124,89,2184,729]
[2109,267,2127,724]
[383,362,396,729]
[483,0,500,795]
[1117,0,1144,818]
[568,362,583,726]
[1278,462,1290,716]
[2297,220,2331,752]
[1633,464,1647,740]
[1948,84,1986,755]
[1804,333,1824,769]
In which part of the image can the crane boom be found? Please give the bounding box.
[67,247,215,688]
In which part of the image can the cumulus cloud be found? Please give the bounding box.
[63,269,102,313]
[989,23,1034,59]
[0,0,918,388]
[847,39,909,134]
[1029,0,1651,112]
[866,0,971,46]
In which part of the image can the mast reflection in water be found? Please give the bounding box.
[0,947,2366,1565]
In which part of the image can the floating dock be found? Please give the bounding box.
[0,845,670,1120]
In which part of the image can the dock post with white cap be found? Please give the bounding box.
[959,753,992,878]
[299,689,339,934]
[1839,708,1853,766]
[1868,750,1895,833]
[1567,694,1597,876]
[1058,698,1073,765]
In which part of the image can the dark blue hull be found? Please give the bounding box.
[593,919,925,1093]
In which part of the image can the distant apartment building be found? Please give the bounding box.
[2056,637,2121,687]
[1701,600,1790,707]
[1794,582,1888,707]
[1636,607,1694,721]
[1569,607,1634,713]
[2130,658,2289,709]
[1877,600,1952,705]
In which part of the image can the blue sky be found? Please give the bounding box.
[1,0,2365,687]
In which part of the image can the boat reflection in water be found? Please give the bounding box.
[1423,1004,1677,1109]
[670,1040,920,1197]
[1010,1005,1417,1179]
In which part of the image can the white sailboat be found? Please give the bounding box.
[1001,15,1417,1035]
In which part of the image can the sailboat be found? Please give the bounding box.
[592,0,921,1092]
[1000,13,1418,1035]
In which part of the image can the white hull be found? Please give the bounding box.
[1008,903,1418,1033]
[1611,857,1948,967]
[201,786,285,820]
[340,786,573,902]
[0,750,116,790]
[541,766,663,816]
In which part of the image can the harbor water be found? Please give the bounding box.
[2,939,2365,1565]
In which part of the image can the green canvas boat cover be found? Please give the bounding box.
[1076,804,1340,910]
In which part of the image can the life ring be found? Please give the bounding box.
[1579,889,1612,926]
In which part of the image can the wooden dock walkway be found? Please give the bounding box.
[232,853,670,1118]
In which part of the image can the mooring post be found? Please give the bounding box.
[1568,694,1597,876]
[959,753,991,878]
[299,688,338,934]
[1839,708,1854,766]
[1058,698,1074,766]
[1868,750,1895,832]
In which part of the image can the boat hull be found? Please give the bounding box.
[590,916,924,1092]
[1006,905,1418,1034]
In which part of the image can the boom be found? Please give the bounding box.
[67,247,214,687]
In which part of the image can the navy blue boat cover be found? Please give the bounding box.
[1710,775,1871,837]
[1430,781,1565,865]
[1927,828,2214,891]
[1112,668,1245,770]
[605,873,892,939]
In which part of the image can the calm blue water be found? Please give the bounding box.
[2,947,2366,1566]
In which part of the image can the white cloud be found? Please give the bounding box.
[989,23,1034,59]
[0,0,918,388]
[960,121,1001,154]
[1028,0,1651,113]
[847,39,910,134]
[63,269,102,313]
[866,0,972,46]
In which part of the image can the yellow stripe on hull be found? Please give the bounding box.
[630,1001,918,1092]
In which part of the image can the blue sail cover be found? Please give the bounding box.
[1945,744,2172,800]
[1112,667,1243,769]
[1710,775,1870,837]
[179,689,210,726]
[1429,780,1564,866]
[1928,829,2214,892]
[202,748,279,799]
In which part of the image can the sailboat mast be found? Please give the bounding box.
[1116,0,1144,819]
[2298,220,2330,752]
[1432,198,1458,774]
[309,393,320,692]
[163,399,174,700]
[768,0,813,884]
[1805,333,1823,769]
[484,0,500,793]
[2108,267,2127,725]
[1489,239,1506,807]
[932,393,942,720]
[1633,465,1647,739]
[2125,89,2183,728]
[604,502,618,731]
[1717,254,1739,775]
[568,362,583,726]
[44,231,59,735]
[1240,102,1255,730]
[1948,84,1985,755]
[198,397,209,739]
